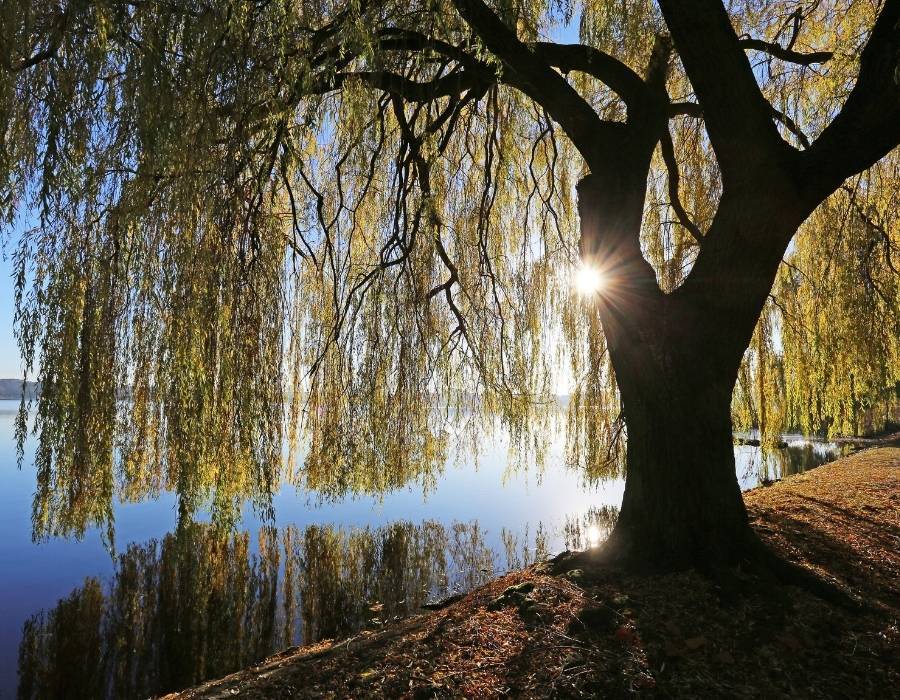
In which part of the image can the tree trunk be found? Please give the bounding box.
[577,166,762,570]
[605,329,753,569]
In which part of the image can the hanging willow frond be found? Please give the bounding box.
[0,0,896,541]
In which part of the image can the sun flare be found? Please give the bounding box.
[586,525,602,548]
[574,264,606,297]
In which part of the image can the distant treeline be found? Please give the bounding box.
[0,379,39,400]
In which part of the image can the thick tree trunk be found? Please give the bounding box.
[568,167,865,608]
[600,324,864,613]
[605,332,753,569]
[577,165,765,571]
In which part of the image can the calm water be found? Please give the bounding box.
[0,401,847,698]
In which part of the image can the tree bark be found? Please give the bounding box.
[568,0,900,572]
[606,331,753,569]
[578,165,762,570]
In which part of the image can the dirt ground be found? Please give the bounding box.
[165,447,899,699]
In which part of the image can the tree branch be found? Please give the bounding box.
[657,0,791,186]
[450,0,621,169]
[311,70,489,103]
[668,100,813,151]
[770,107,810,149]
[380,31,661,120]
[376,29,487,74]
[10,9,69,72]
[738,37,832,65]
[530,42,650,108]
[660,129,703,243]
[799,0,900,203]
[668,101,702,118]
[840,184,899,276]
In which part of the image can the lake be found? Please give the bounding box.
[0,401,848,698]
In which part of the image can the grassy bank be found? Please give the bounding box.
[167,447,899,699]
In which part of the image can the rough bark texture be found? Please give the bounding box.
[578,163,770,570]
[608,341,752,568]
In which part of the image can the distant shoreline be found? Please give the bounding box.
[0,379,38,400]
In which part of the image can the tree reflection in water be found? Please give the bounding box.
[17,511,618,698]
[17,511,618,699]
[741,441,853,485]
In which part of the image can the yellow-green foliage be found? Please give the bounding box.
[0,1,895,539]
[779,164,899,437]
[733,156,899,443]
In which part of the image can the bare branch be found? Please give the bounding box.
[738,37,832,65]
[660,129,704,243]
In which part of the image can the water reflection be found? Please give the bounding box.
[18,369,848,552]
[17,512,614,699]
[5,389,852,699]
[737,436,853,487]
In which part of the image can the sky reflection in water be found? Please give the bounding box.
[0,402,846,697]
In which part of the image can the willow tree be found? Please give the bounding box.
[1,0,898,568]
[732,128,900,446]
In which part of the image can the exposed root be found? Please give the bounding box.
[541,538,626,578]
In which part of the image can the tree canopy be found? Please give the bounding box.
[1,0,897,541]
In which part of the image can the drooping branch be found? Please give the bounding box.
[660,129,703,243]
[222,63,490,131]
[218,7,683,176]
[430,237,469,344]
[389,93,474,352]
[231,21,650,158]
[840,184,899,277]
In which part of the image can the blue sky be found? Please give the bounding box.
[0,250,20,378]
